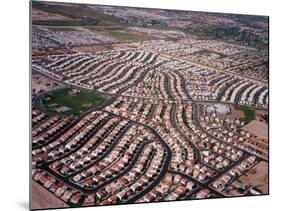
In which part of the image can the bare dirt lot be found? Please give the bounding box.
[233,109,245,118]
[239,161,269,194]
[243,120,268,140]
[32,8,72,21]
[31,180,68,210]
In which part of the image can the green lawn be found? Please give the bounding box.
[41,88,106,116]
[107,30,145,41]
[235,105,256,124]
[85,26,154,41]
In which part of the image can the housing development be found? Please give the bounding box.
[31,1,269,209]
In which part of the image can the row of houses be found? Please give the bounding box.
[137,173,197,202]
[211,156,257,193]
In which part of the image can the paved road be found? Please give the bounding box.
[146,48,268,84]
[170,104,202,163]
[102,110,173,203]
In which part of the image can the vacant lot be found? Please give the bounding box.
[32,1,123,26]
[243,120,268,140]
[32,181,68,210]
[239,161,269,194]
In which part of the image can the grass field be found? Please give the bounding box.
[235,105,256,124]
[86,26,154,41]
[41,88,106,116]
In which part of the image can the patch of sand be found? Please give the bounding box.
[243,120,268,140]
[31,180,68,210]
[239,161,269,194]
[233,109,245,118]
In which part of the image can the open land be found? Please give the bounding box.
[32,180,68,209]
